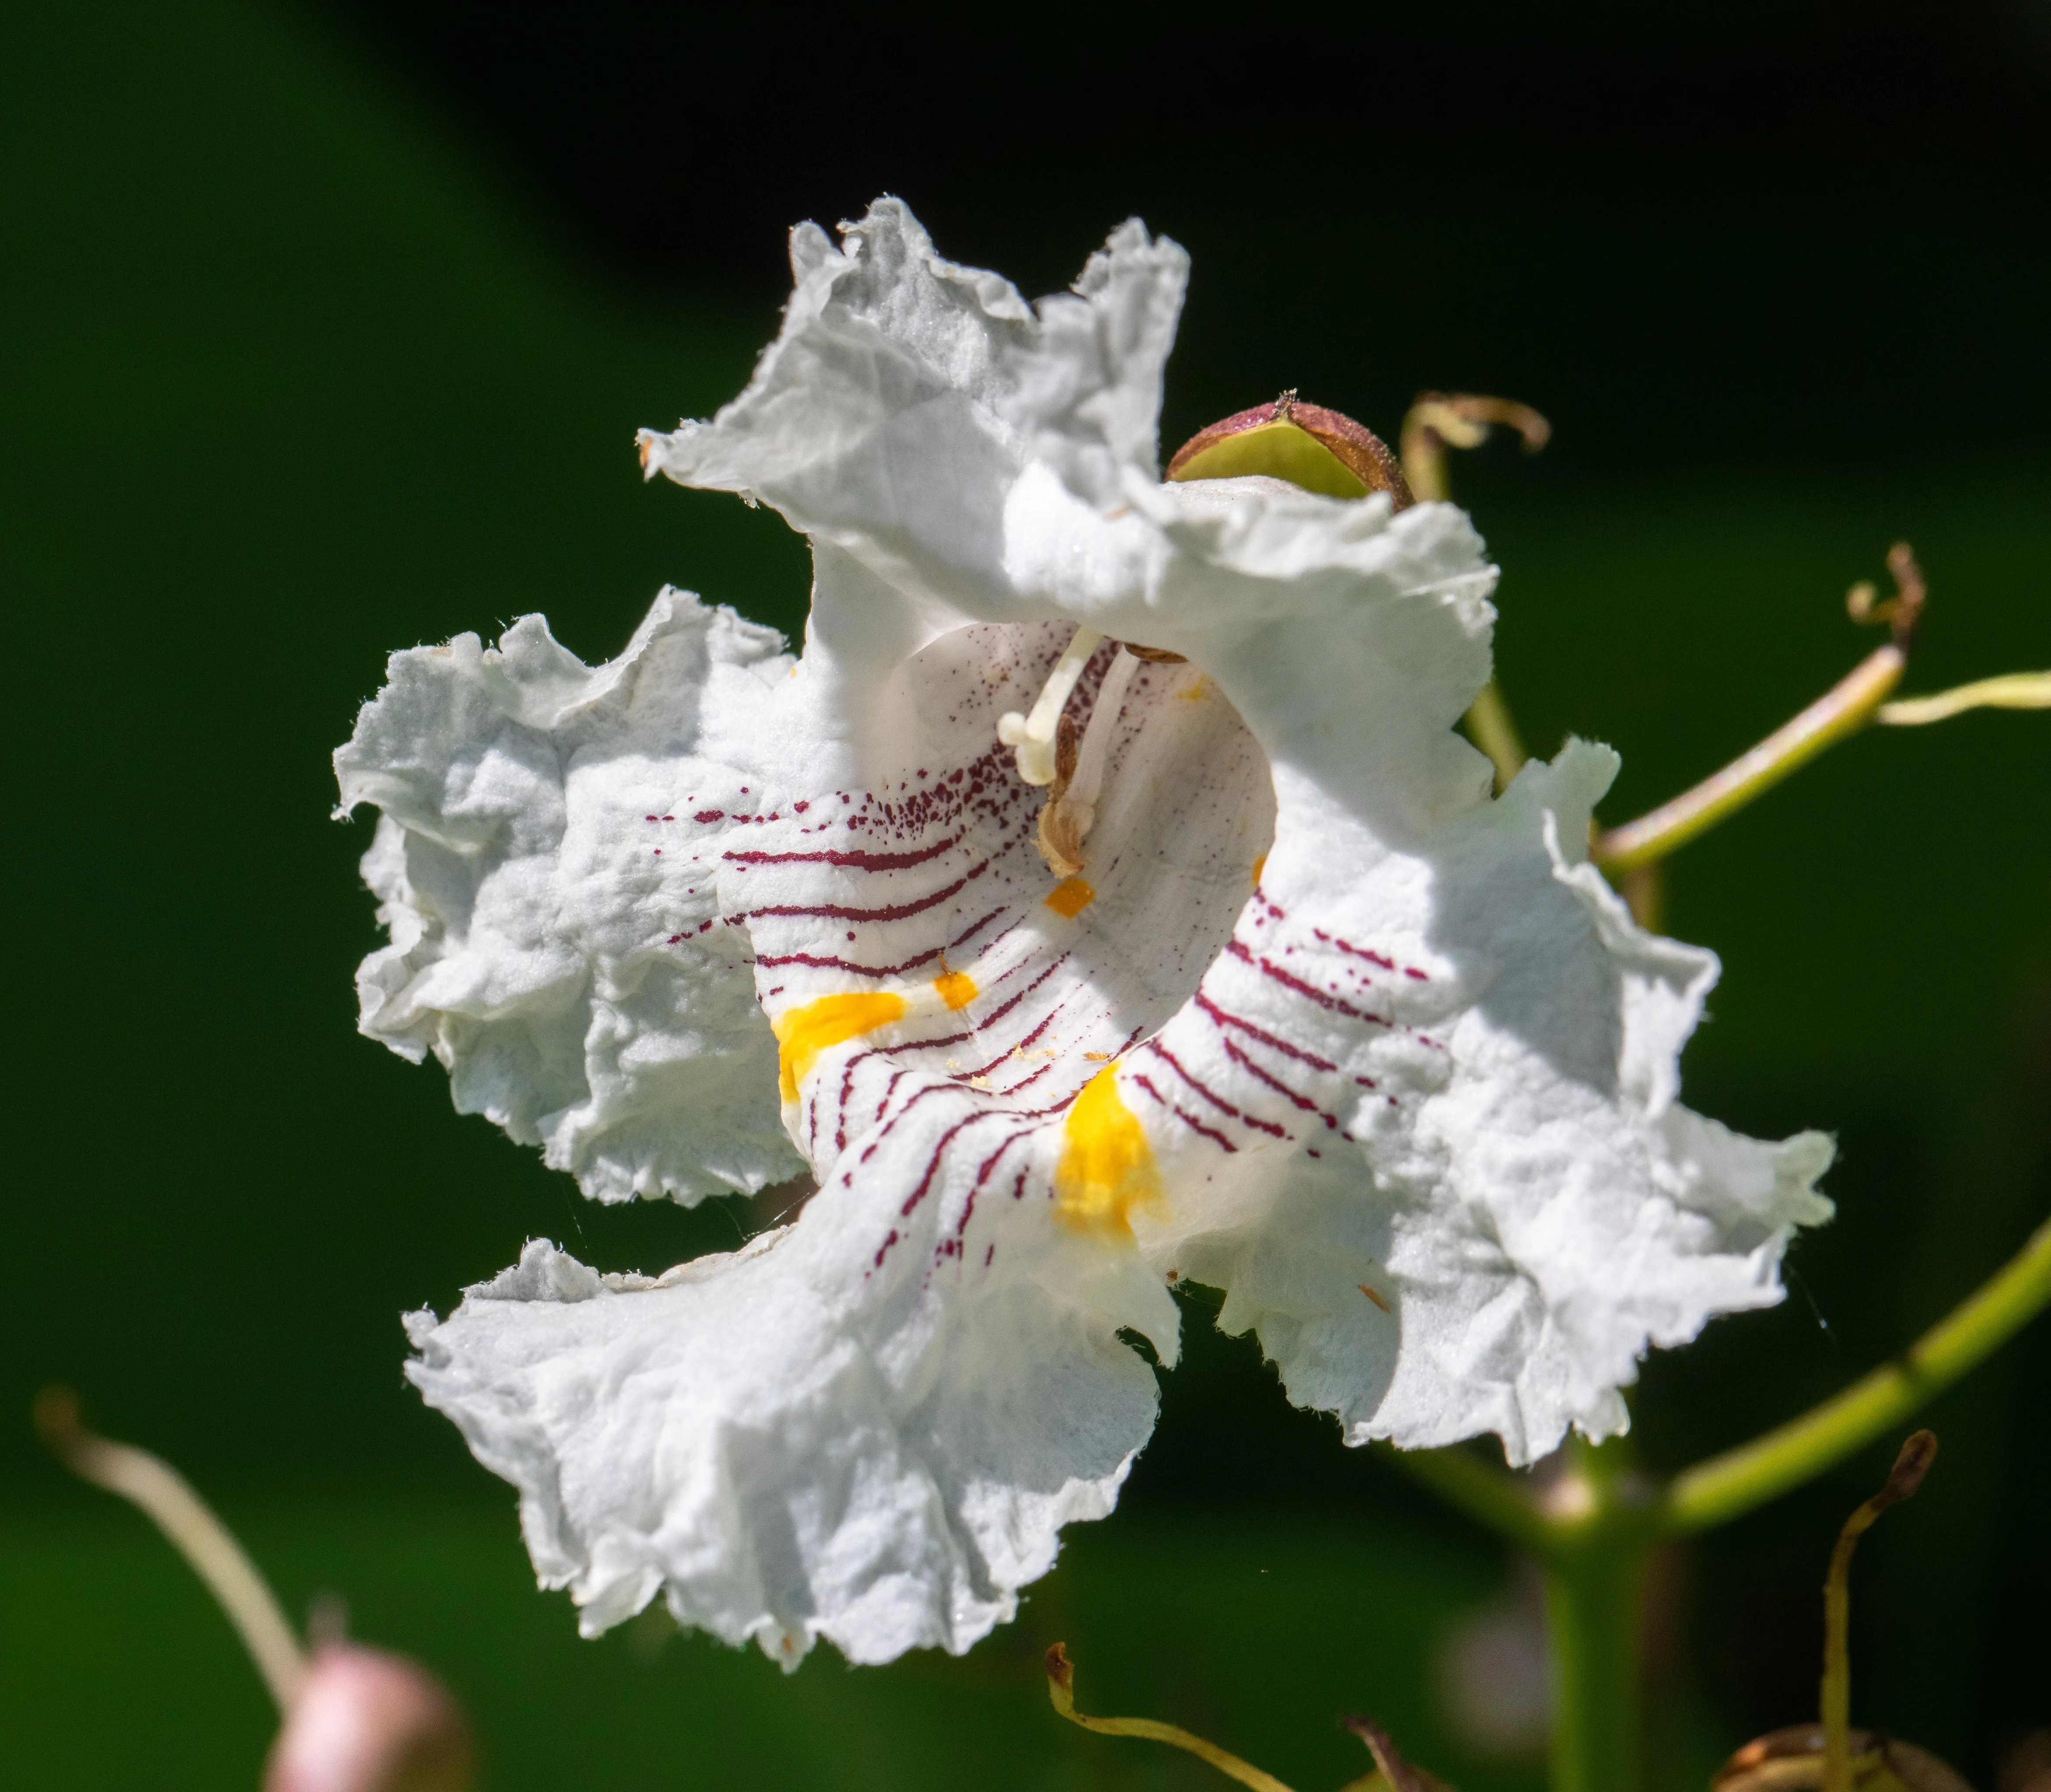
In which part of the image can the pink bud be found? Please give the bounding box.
[263,1644,476,1792]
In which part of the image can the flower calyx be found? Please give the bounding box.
[1166,390,1413,507]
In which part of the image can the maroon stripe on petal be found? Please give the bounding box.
[746,870,972,924]
[756,947,945,977]
[1132,1073,1239,1154]
[1225,938,1390,1025]
[725,834,963,871]
[1217,1034,1320,1116]
[1193,989,1340,1072]
[1144,1039,1287,1137]
[949,906,1008,949]
[901,1110,1007,1218]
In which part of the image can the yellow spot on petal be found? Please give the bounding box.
[1175,674,1208,702]
[1045,875,1095,918]
[1250,854,1267,888]
[1054,1069,1163,1239]
[933,969,977,1011]
[773,991,906,1102]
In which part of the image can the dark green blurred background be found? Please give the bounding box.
[3,2,2046,1787]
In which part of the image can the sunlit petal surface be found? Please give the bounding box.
[341,200,1832,1669]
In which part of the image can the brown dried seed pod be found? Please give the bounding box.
[1712,1725,1975,1792]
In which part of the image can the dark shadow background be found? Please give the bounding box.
[2,2,2047,1788]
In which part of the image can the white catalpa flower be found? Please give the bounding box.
[336,200,1832,1670]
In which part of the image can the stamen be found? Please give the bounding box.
[1037,648,1139,875]
[998,626,1102,785]
[1059,649,1137,836]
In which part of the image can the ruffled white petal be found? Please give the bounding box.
[639,198,1187,632]
[1166,742,1833,1463]
[336,590,804,1202]
[406,1168,1162,1668]
[355,198,1837,1670]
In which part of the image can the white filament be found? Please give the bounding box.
[997,626,1102,784]
[1052,646,1139,844]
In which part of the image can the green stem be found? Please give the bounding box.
[1592,644,1904,873]
[1463,681,1528,794]
[1661,1214,2051,1533]
[1544,1541,1646,1792]
[1541,1441,1652,1792]
[1396,393,1543,800]
[1397,1439,1655,1792]
[1385,1220,2047,1792]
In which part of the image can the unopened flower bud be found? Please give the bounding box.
[1165,389,1412,506]
[263,1644,476,1792]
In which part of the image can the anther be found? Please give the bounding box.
[998,626,1103,785]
